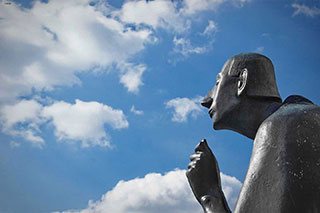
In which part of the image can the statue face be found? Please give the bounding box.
[203,59,240,130]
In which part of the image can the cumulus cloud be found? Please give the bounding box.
[43,99,129,148]
[61,169,242,213]
[220,172,242,209]
[292,3,320,17]
[117,0,187,33]
[0,0,251,148]
[118,63,146,94]
[0,99,45,147]
[0,98,128,148]
[130,105,144,115]
[165,96,203,123]
[0,0,252,101]
[0,0,153,101]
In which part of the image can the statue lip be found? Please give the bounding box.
[209,108,215,118]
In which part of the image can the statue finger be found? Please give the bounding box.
[186,168,192,177]
[190,153,201,161]
[186,165,196,174]
[188,160,197,169]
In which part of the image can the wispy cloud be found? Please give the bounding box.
[292,3,320,17]
[201,20,218,36]
[172,20,218,60]
[255,46,265,53]
[165,96,203,123]
[130,105,144,115]
[60,169,242,213]
[173,37,209,58]
[181,0,250,15]
[9,141,21,148]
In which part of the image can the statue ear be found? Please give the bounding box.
[237,68,248,96]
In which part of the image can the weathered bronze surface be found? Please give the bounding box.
[186,53,320,213]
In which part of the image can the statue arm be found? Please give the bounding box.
[200,193,231,213]
[186,139,231,213]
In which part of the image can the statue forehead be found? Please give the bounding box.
[219,58,235,77]
[219,55,248,77]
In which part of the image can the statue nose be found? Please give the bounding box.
[201,96,213,109]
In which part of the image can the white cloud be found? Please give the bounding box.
[220,173,242,209]
[181,0,224,15]
[0,99,45,147]
[0,0,251,148]
[118,63,146,94]
[0,0,252,101]
[202,20,218,36]
[0,98,128,148]
[0,0,153,101]
[171,20,218,60]
[173,37,209,58]
[117,0,187,33]
[61,169,242,213]
[166,96,203,123]
[42,99,129,148]
[0,99,42,129]
[181,0,249,15]
[292,3,320,17]
[130,105,144,115]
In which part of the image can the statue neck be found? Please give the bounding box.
[230,98,282,139]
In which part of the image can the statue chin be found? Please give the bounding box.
[212,114,225,130]
[213,121,222,130]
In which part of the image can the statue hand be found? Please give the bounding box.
[186,139,223,203]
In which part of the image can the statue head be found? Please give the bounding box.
[202,53,282,131]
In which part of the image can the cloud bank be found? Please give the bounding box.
[0,0,251,147]
[61,169,242,213]
[0,0,250,102]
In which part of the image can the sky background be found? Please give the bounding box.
[0,0,319,212]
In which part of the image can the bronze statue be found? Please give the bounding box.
[186,53,320,212]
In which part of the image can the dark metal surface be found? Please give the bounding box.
[186,53,320,213]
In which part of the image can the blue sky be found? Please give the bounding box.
[0,0,319,212]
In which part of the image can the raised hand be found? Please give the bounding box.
[186,139,230,213]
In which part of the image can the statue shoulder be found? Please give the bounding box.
[258,99,320,139]
[249,99,320,213]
